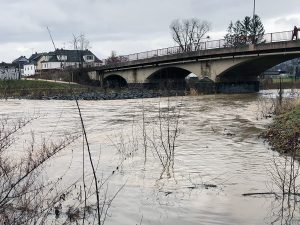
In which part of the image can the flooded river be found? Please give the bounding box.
[1,90,299,225]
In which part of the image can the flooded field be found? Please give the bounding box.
[1,90,300,225]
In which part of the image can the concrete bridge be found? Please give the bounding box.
[89,31,300,92]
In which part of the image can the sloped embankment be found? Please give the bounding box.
[263,105,300,156]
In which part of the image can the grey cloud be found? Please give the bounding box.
[0,0,299,61]
[275,17,300,27]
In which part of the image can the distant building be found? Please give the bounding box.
[265,57,300,78]
[23,49,102,76]
[12,56,29,76]
[40,49,102,70]
[23,53,45,76]
[261,70,288,79]
[0,62,19,80]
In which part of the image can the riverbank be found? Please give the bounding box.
[263,100,300,156]
[260,77,300,90]
[0,79,86,98]
[0,80,184,100]
[32,89,171,100]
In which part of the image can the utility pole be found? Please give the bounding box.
[47,26,57,50]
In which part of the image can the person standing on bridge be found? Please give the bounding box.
[292,26,300,40]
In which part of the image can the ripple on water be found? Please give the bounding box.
[0,91,299,225]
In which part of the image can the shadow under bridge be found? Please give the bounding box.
[216,54,300,93]
[145,67,192,90]
[103,74,128,88]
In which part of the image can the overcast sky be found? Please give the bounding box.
[1,0,300,62]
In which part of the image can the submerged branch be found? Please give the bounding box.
[242,192,300,197]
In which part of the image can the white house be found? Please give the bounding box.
[23,64,36,76]
[41,49,102,70]
[23,53,46,76]
[23,49,101,76]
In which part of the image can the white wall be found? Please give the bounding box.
[41,61,89,69]
[36,56,46,70]
[42,62,62,70]
[23,64,36,76]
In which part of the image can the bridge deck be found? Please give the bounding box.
[94,30,300,72]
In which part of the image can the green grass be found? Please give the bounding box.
[0,80,80,90]
[271,77,300,84]
[0,80,90,98]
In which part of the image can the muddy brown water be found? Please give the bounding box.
[1,90,300,225]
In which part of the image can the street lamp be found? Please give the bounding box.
[252,0,256,44]
[253,0,256,19]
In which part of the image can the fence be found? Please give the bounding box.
[104,30,294,65]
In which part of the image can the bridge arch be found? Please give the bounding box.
[103,74,128,88]
[145,67,194,89]
[216,54,300,83]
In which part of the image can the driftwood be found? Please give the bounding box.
[242,192,300,197]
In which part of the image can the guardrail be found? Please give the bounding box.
[103,30,294,65]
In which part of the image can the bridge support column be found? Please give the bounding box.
[133,69,137,83]
[99,72,104,87]
[200,61,212,78]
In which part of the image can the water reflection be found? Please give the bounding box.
[269,196,298,225]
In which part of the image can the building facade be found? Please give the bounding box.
[23,49,102,76]
[41,49,102,70]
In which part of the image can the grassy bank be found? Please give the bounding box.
[260,77,300,90]
[0,79,186,100]
[263,100,300,156]
[0,79,90,98]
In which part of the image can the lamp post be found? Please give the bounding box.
[253,0,256,19]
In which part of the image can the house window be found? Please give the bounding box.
[57,55,67,61]
[86,55,94,60]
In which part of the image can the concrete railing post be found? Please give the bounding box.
[271,33,273,43]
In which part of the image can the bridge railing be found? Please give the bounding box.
[264,30,293,43]
[103,30,293,65]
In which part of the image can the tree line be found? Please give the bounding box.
[170,14,265,51]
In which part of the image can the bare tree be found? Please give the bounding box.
[0,116,79,225]
[170,18,211,52]
[72,33,91,51]
[105,51,128,65]
[70,33,91,69]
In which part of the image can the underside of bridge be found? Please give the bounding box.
[146,67,191,89]
[217,55,300,83]
[215,54,300,93]
[103,74,127,88]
